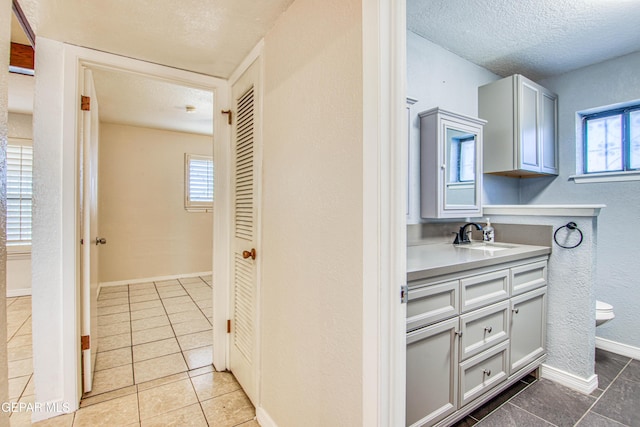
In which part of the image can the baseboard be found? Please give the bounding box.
[596,337,640,360]
[256,406,279,427]
[7,288,32,297]
[540,364,598,395]
[99,271,212,290]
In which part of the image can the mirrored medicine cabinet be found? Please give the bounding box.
[419,107,486,218]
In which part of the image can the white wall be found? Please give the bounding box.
[1,0,12,423]
[7,113,33,297]
[98,123,212,283]
[259,0,363,424]
[406,31,519,224]
[521,52,640,351]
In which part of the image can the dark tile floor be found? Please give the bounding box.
[452,349,639,427]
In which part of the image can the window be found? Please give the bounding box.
[583,105,640,174]
[185,154,214,212]
[7,141,33,245]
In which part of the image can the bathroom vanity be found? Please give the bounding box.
[406,242,551,427]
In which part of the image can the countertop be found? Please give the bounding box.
[407,241,551,282]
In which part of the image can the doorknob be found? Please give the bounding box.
[95,237,107,245]
[242,248,256,260]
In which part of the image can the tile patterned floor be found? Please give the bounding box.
[454,349,640,427]
[5,276,257,426]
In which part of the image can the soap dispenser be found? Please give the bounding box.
[483,218,495,242]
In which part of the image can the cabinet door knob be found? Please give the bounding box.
[483,369,492,377]
[484,326,492,333]
[512,308,519,314]
[242,248,256,260]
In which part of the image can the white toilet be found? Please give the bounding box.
[596,300,615,326]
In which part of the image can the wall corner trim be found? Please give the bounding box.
[540,364,598,395]
[596,337,640,360]
[256,407,279,427]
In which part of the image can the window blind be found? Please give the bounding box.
[185,154,214,210]
[7,144,33,244]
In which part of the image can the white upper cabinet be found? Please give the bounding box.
[420,108,486,219]
[478,74,558,177]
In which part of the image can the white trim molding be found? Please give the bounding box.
[99,271,212,289]
[484,204,606,217]
[7,288,31,297]
[540,364,598,395]
[570,170,640,184]
[256,407,278,427]
[596,337,640,360]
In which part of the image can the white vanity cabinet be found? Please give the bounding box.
[478,74,558,177]
[419,108,486,219]
[406,256,548,427]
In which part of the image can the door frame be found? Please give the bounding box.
[58,43,229,412]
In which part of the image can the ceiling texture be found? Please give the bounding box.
[407,0,640,81]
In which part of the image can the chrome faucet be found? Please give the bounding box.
[453,222,483,244]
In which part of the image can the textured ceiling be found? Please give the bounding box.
[91,69,213,136]
[407,0,640,80]
[19,0,294,78]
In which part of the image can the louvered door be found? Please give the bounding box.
[230,59,260,404]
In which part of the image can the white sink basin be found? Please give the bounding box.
[455,242,515,252]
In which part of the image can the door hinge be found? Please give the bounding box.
[227,319,232,333]
[80,238,84,245]
[81,95,91,111]
[401,284,408,304]
[81,335,90,351]
[221,109,233,125]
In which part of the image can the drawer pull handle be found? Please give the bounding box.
[484,326,492,333]
[512,308,519,314]
[483,369,492,377]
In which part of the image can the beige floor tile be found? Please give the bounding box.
[236,420,260,427]
[134,353,188,384]
[73,393,138,427]
[130,307,166,321]
[129,293,160,303]
[200,307,213,318]
[9,409,33,427]
[95,347,132,371]
[179,277,204,284]
[132,325,174,346]
[164,301,198,314]
[136,372,189,392]
[201,389,255,427]
[97,297,129,308]
[155,279,180,287]
[133,338,180,363]
[15,321,32,336]
[141,403,207,427]
[158,290,188,299]
[98,332,131,352]
[156,284,183,293]
[80,385,137,408]
[131,315,169,332]
[96,303,130,316]
[188,291,212,301]
[201,275,212,281]
[8,344,33,362]
[196,299,213,309]
[130,300,163,312]
[128,287,158,297]
[18,393,35,405]
[177,330,213,351]
[161,295,192,306]
[98,321,131,338]
[7,334,32,348]
[87,364,133,396]
[22,376,34,396]
[100,285,128,293]
[172,319,211,337]
[98,290,128,301]
[183,346,212,370]
[8,358,32,378]
[168,310,207,325]
[191,371,240,401]
[138,378,198,420]
[8,375,30,399]
[188,365,214,377]
[32,412,75,427]
[129,282,156,290]
[97,311,130,326]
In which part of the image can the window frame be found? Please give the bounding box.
[582,104,640,174]
[184,153,214,212]
[6,137,33,251]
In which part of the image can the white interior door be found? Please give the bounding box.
[80,68,101,393]
[229,58,261,404]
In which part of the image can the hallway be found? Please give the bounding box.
[6,276,256,426]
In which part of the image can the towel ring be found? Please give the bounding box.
[553,222,583,249]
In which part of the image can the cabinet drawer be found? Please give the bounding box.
[459,341,509,407]
[511,261,547,296]
[407,280,459,331]
[460,270,509,313]
[459,301,510,361]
